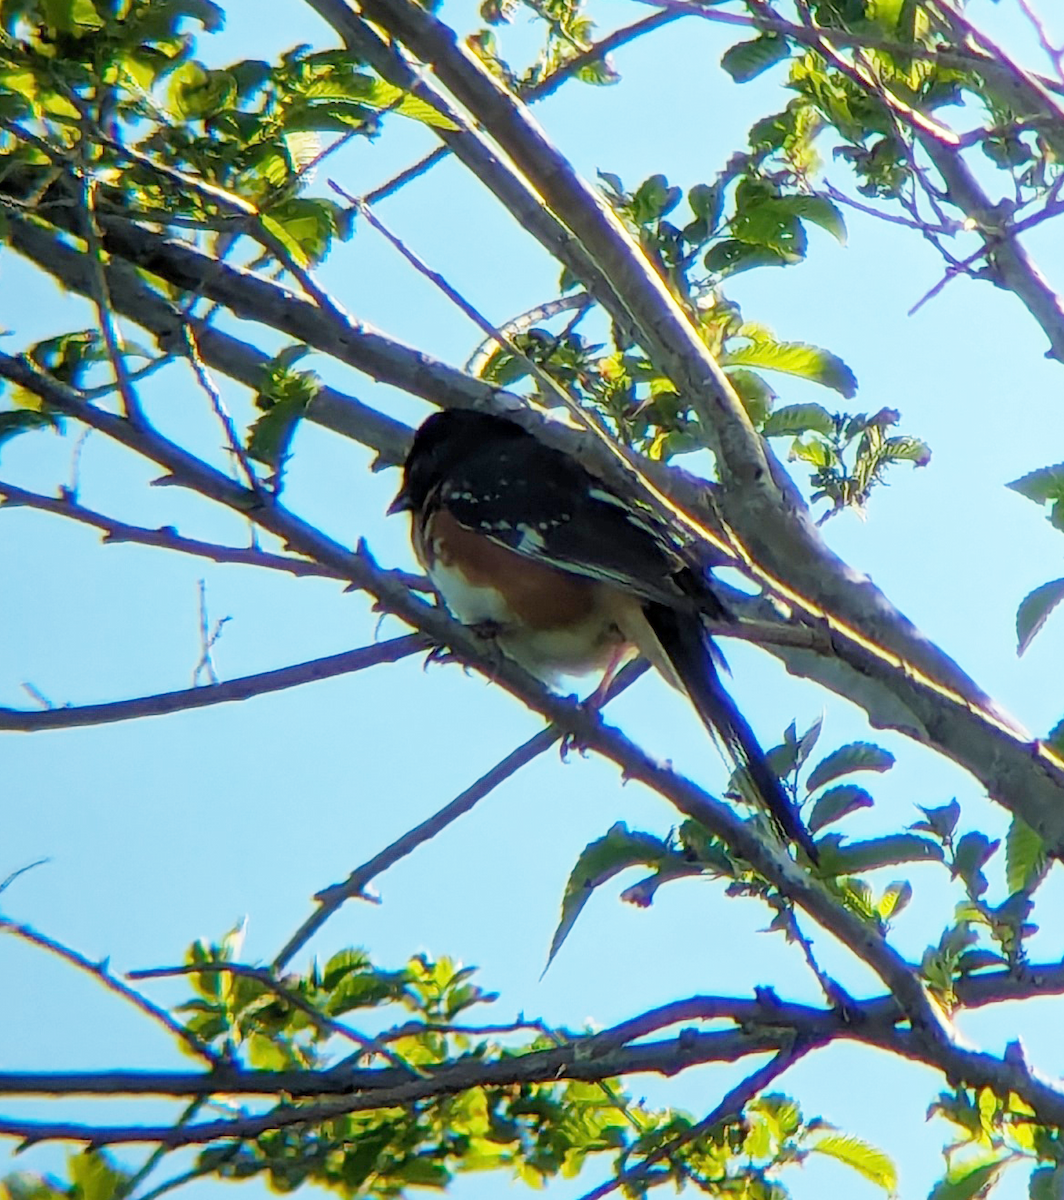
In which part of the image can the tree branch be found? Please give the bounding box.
[0,919,222,1067]
[0,480,347,579]
[273,659,648,970]
[0,637,428,732]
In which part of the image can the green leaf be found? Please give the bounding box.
[720,34,790,83]
[245,1031,289,1070]
[1007,463,1064,505]
[911,800,961,842]
[545,824,676,972]
[631,174,681,224]
[722,338,857,398]
[264,199,340,266]
[807,1132,897,1194]
[724,367,776,427]
[806,742,895,792]
[1030,1165,1064,1200]
[877,881,912,921]
[808,784,874,832]
[884,435,931,466]
[1005,815,1046,894]
[67,1153,126,1200]
[0,409,62,453]
[168,61,236,120]
[1016,578,1064,655]
[828,834,943,873]
[41,0,104,34]
[704,238,791,276]
[259,212,310,270]
[951,832,999,898]
[929,1155,1009,1200]
[773,194,847,244]
[762,402,835,437]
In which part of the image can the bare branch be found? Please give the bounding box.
[274,658,648,971]
[0,481,347,579]
[0,637,428,732]
[0,919,222,1067]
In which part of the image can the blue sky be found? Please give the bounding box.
[3,2,1064,1198]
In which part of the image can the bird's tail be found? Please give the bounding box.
[643,601,819,864]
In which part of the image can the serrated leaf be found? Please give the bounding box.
[761,402,836,437]
[1007,464,1064,505]
[722,338,857,397]
[1016,578,1064,655]
[808,784,873,832]
[545,825,676,972]
[806,742,895,792]
[808,1133,897,1194]
[720,34,790,83]
[829,833,943,872]
[884,435,931,466]
[1006,816,1046,894]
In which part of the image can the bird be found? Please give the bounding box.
[388,406,818,863]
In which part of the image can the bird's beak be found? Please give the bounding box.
[387,484,411,516]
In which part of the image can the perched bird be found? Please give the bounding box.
[389,407,817,863]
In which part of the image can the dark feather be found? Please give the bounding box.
[643,602,819,863]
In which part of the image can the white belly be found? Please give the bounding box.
[427,560,629,684]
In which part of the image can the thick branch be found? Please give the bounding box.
[352,0,771,494]
[919,134,1064,362]
[4,211,413,464]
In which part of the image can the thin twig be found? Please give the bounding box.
[182,325,266,500]
[0,481,347,578]
[273,658,648,971]
[192,579,229,687]
[0,919,223,1066]
[0,860,49,897]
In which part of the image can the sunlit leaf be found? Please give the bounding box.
[807,1132,897,1194]
[1005,816,1046,895]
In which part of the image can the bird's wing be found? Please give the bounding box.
[432,443,694,609]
